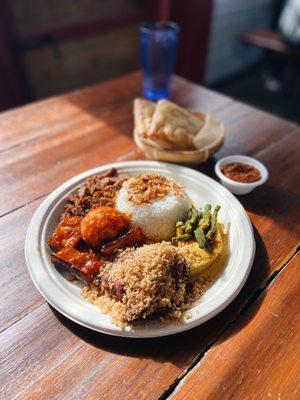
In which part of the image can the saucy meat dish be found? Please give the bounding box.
[62,168,130,218]
[51,247,105,283]
[48,169,144,284]
[48,216,82,252]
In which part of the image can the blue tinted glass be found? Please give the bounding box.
[140,22,180,100]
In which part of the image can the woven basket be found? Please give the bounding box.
[134,114,225,164]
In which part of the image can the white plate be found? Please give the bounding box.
[25,161,255,338]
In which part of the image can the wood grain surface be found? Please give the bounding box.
[0,71,299,400]
[171,253,300,400]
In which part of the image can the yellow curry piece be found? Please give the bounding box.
[178,224,226,278]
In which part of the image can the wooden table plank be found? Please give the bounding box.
[0,72,232,153]
[170,75,233,112]
[0,303,82,400]
[170,253,300,400]
[1,233,298,400]
[0,74,233,218]
[0,100,296,219]
[217,102,297,155]
[1,128,299,335]
[1,130,299,400]
[2,72,295,219]
[0,74,139,152]
[0,198,44,332]
[0,113,136,216]
[0,72,299,400]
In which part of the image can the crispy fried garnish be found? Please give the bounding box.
[124,173,183,205]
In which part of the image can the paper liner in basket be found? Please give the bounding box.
[134,112,225,164]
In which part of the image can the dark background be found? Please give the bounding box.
[0,0,299,121]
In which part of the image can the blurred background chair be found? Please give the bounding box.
[209,0,299,122]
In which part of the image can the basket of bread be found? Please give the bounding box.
[133,98,225,163]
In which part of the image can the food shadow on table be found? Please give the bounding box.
[49,226,269,367]
[241,183,296,217]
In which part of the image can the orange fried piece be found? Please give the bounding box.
[48,216,82,252]
[81,206,131,247]
[51,247,105,283]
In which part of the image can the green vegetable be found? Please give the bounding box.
[189,206,199,226]
[200,204,212,231]
[173,204,221,250]
[206,205,221,240]
[185,224,193,234]
[194,226,206,249]
[171,234,192,244]
[197,211,203,220]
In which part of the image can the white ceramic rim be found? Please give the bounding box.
[25,161,255,338]
[215,155,269,187]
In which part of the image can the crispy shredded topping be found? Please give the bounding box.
[82,233,228,327]
[124,173,183,205]
[83,242,188,325]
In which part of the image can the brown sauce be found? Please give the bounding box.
[221,162,262,183]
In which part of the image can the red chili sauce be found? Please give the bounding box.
[221,162,262,183]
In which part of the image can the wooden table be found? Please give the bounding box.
[1,72,299,400]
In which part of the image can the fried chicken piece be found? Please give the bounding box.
[51,247,105,283]
[48,216,82,252]
[81,206,131,247]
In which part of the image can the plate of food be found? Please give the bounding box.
[25,161,255,338]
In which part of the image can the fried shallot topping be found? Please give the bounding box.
[124,173,183,205]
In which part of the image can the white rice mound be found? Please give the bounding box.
[115,187,191,241]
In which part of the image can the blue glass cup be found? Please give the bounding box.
[140,21,180,101]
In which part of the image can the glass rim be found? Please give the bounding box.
[140,20,180,34]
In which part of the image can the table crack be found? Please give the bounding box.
[158,246,300,400]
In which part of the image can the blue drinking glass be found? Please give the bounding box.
[140,21,180,101]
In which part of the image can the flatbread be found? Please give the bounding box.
[192,113,224,150]
[133,98,156,138]
[189,109,206,122]
[147,100,205,150]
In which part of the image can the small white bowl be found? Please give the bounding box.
[215,155,269,195]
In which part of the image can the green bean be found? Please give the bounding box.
[194,227,206,249]
[206,205,221,239]
[173,203,220,250]
[200,204,211,231]
[189,207,199,225]
[183,207,200,233]
[197,211,203,220]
